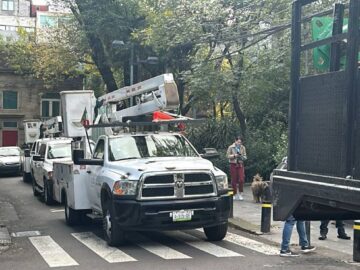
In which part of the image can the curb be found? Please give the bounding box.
[228,218,263,235]
[0,225,11,246]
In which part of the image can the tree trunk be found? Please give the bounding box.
[227,52,247,140]
[73,0,118,92]
[232,94,246,138]
[220,102,224,118]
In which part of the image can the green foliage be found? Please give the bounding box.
[187,116,288,181]
[64,0,294,179]
[2,0,308,179]
[1,29,36,75]
[186,118,239,178]
[187,118,241,150]
[1,20,96,89]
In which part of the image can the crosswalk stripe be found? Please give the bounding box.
[29,236,79,267]
[166,231,243,257]
[72,232,137,263]
[130,233,191,260]
[224,232,279,255]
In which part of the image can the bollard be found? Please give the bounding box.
[353,220,360,262]
[305,221,311,246]
[261,202,271,233]
[228,189,234,218]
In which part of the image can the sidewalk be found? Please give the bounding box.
[229,185,354,258]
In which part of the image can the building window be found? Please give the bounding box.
[3,121,17,128]
[41,99,60,118]
[3,91,18,109]
[39,15,57,27]
[2,0,14,11]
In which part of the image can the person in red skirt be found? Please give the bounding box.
[226,137,247,200]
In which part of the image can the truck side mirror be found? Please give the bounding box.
[200,148,219,159]
[33,155,44,162]
[73,149,104,166]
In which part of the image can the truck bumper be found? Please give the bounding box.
[111,195,231,231]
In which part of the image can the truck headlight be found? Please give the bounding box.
[113,180,138,195]
[215,175,228,191]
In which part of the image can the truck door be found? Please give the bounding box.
[30,141,39,177]
[88,139,104,211]
[34,144,46,187]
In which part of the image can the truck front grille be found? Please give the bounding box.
[139,172,216,200]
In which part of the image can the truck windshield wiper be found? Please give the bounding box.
[115,157,140,161]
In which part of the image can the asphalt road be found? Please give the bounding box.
[0,175,358,270]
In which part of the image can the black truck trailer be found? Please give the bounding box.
[272,0,360,221]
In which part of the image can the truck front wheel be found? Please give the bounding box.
[23,172,31,183]
[102,201,125,246]
[64,193,81,226]
[44,179,54,205]
[204,222,228,241]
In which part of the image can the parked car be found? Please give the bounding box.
[0,147,23,175]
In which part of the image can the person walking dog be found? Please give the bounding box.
[227,136,247,201]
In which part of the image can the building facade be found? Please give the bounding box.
[0,0,69,40]
[0,0,35,40]
[0,0,80,147]
[0,62,82,147]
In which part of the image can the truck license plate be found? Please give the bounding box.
[171,210,193,222]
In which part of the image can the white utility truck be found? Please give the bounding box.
[32,137,73,204]
[54,74,231,246]
[23,117,63,183]
[23,120,42,182]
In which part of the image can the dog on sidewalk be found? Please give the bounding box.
[251,174,268,203]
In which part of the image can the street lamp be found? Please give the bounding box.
[111,40,159,85]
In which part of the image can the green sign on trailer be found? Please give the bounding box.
[311,17,349,70]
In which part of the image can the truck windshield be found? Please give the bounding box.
[47,143,71,159]
[108,134,198,161]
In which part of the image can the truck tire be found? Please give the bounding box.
[32,179,40,197]
[203,222,228,241]
[43,179,54,205]
[64,193,81,226]
[102,201,125,246]
[23,172,31,183]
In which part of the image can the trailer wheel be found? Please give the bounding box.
[43,179,54,205]
[32,179,40,197]
[203,222,228,241]
[64,193,81,226]
[102,201,125,246]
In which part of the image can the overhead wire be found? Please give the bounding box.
[188,2,346,64]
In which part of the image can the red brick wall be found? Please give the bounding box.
[30,5,48,17]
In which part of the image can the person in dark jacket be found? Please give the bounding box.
[319,220,351,240]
